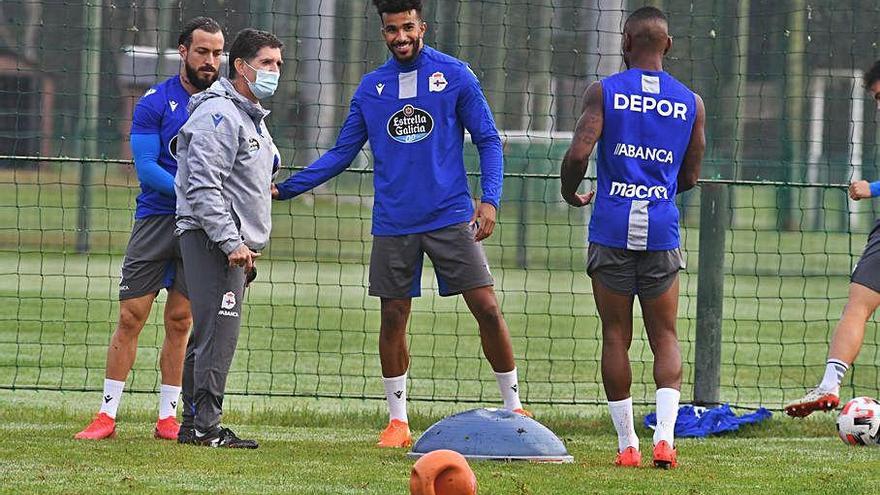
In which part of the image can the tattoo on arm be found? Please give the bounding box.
[573,93,603,147]
[561,82,603,197]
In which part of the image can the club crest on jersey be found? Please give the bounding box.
[429,72,447,92]
[247,138,260,153]
[387,104,434,143]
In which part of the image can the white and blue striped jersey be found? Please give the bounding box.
[589,69,696,251]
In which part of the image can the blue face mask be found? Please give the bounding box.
[243,60,279,99]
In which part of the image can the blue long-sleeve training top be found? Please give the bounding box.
[275,45,503,236]
[129,75,191,219]
[130,134,174,197]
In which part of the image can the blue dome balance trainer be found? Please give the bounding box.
[408,408,574,462]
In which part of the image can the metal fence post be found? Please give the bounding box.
[75,0,102,253]
[517,177,528,269]
[694,183,728,405]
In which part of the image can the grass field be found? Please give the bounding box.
[2,165,880,409]
[2,157,880,492]
[1,390,878,494]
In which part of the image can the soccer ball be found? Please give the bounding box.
[836,397,880,446]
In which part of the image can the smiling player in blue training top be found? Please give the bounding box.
[273,0,530,449]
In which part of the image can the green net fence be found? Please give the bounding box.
[1,0,879,409]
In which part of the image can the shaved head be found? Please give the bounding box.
[622,7,671,68]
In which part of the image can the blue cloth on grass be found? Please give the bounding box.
[643,404,772,438]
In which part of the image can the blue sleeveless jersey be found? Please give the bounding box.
[588,69,696,251]
[129,76,190,218]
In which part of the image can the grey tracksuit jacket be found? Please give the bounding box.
[175,77,277,254]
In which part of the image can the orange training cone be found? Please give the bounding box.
[410,449,477,495]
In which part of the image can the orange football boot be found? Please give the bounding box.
[154,416,181,440]
[652,440,677,469]
[377,419,412,448]
[74,413,116,440]
[615,446,641,467]
[513,408,534,418]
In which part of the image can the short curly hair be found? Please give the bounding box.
[372,0,423,18]
[863,60,880,89]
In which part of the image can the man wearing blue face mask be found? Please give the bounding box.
[174,28,283,448]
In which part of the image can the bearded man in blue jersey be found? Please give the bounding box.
[273,0,529,448]
[561,7,705,469]
[75,17,224,441]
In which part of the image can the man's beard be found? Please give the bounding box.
[388,38,421,62]
[185,61,218,91]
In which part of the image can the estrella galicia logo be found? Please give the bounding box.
[168,135,178,160]
[387,104,433,143]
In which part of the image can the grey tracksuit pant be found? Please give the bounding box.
[179,229,246,434]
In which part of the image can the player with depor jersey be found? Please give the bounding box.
[75,17,225,441]
[785,60,880,419]
[273,0,530,449]
[560,6,705,468]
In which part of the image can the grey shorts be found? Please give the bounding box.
[118,215,187,300]
[851,222,880,293]
[369,222,494,298]
[587,243,685,299]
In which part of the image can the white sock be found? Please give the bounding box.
[818,359,848,392]
[494,368,523,411]
[653,388,680,447]
[382,372,408,423]
[99,378,125,419]
[608,397,639,452]
[158,384,181,420]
